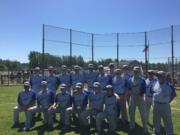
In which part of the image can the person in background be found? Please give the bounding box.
[59,65,71,93]
[84,64,98,93]
[97,65,111,91]
[30,67,43,95]
[45,66,60,94]
[71,65,85,91]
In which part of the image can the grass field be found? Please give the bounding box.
[0,86,179,135]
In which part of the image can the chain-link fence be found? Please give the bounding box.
[43,24,180,78]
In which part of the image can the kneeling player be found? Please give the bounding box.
[67,83,88,128]
[80,82,105,129]
[96,85,118,134]
[48,84,72,131]
[12,81,36,131]
[25,81,54,130]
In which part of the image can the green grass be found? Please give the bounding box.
[0,86,179,135]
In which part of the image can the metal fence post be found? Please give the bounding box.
[70,29,72,67]
[171,25,174,80]
[92,33,94,63]
[42,24,45,76]
[145,32,148,73]
[117,32,119,67]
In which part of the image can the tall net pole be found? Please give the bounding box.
[171,25,174,80]
[91,33,94,64]
[145,32,148,73]
[70,29,72,67]
[116,32,119,67]
[42,24,45,76]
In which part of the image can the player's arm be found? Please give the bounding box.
[48,92,55,109]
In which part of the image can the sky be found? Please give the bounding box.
[0,0,180,63]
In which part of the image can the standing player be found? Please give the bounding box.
[59,65,71,93]
[84,64,98,93]
[153,71,174,135]
[128,66,147,134]
[97,65,111,91]
[71,65,85,91]
[30,67,43,94]
[121,65,131,104]
[108,63,115,80]
[45,66,60,94]
[112,69,128,124]
[12,81,36,131]
[145,70,157,123]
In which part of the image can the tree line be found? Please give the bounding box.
[0,51,176,71]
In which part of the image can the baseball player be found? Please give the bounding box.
[121,65,131,104]
[96,85,118,134]
[45,66,60,94]
[80,82,105,129]
[26,81,54,130]
[84,64,98,93]
[30,67,43,94]
[108,63,115,80]
[128,66,147,134]
[59,65,71,93]
[71,65,85,90]
[12,81,36,131]
[145,70,157,123]
[66,83,88,127]
[97,65,111,91]
[48,84,73,131]
[153,71,174,135]
[112,68,128,124]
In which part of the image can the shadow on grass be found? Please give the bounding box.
[17,117,171,135]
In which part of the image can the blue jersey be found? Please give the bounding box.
[30,75,43,94]
[45,75,60,93]
[72,92,88,110]
[122,73,131,89]
[128,76,146,95]
[97,73,111,90]
[17,90,36,107]
[37,90,54,109]
[153,82,172,104]
[108,71,115,84]
[55,92,73,109]
[112,76,126,94]
[104,94,117,115]
[166,82,177,103]
[89,91,106,112]
[71,71,85,88]
[145,78,157,97]
[59,73,71,88]
[84,71,98,91]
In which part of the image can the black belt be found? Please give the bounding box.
[154,101,168,104]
